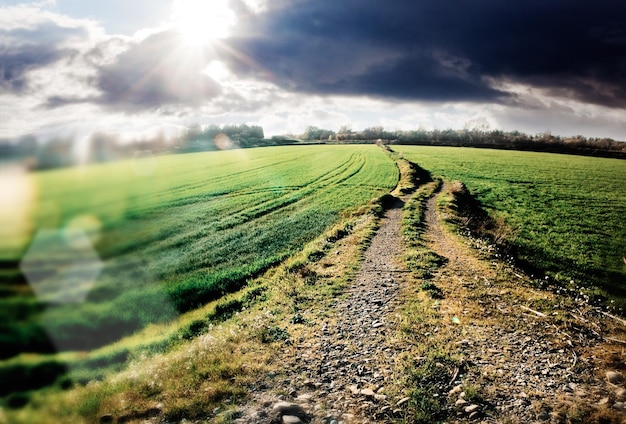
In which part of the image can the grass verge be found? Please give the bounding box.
[436,181,620,311]
[389,180,463,423]
[402,180,447,280]
[394,145,626,313]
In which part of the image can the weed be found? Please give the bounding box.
[463,383,482,403]
[0,361,66,398]
[241,286,267,306]
[260,326,290,344]
[403,352,460,424]
[289,311,308,324]
[5,392,30,409]
[420,283,444,299]
[406,250,448,280]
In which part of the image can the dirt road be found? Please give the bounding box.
[230,181,626,424]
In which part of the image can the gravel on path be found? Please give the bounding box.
[231,196,413,423]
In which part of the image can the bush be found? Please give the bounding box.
[0,361,66,396]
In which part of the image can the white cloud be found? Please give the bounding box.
[1,2,625,144]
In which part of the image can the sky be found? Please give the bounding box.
[1,0,626,143]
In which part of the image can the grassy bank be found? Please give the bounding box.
[393,146,626,308]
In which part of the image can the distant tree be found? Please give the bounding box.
[302,126,335,141]
[37,138,74,169]
[16,135,38,157]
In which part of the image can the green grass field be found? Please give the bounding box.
[394,145,626,304]
[1,145,397,363]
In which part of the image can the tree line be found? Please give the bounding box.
[1,123,624,170]
[0,124,300,170]
[300,125,626,159]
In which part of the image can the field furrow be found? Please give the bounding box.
[0,145,397,372]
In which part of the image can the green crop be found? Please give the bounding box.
[1,145,398,361]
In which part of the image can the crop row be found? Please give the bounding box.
[0,145,398,359]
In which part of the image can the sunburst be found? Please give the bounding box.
[171,0,236,45]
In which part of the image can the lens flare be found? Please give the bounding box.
[214,132,234,150]
[0,164,36,257]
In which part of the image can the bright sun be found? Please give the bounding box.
[171,0,236,45]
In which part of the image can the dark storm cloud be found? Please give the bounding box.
[91,30,222,110]
[223,0,626,107]
[0,44,64,92]
[0,24,84,93]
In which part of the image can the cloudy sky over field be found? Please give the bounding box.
[1,0,626,142]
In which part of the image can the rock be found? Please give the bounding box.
[616,388,626,400]
[396,397,410,407]
[607,371,624,385]
[374,394,387,401]
[448,385,463,396]
[273,402,307,418]
[282,416,303,424]
[361,388,375,397]
[464,404,479,413]
[349,385,360,395]
[99,415,114,424]
[614,402,625,410]
[456,399,468,406]
[598,397,610,405]
[296,394,314,403]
